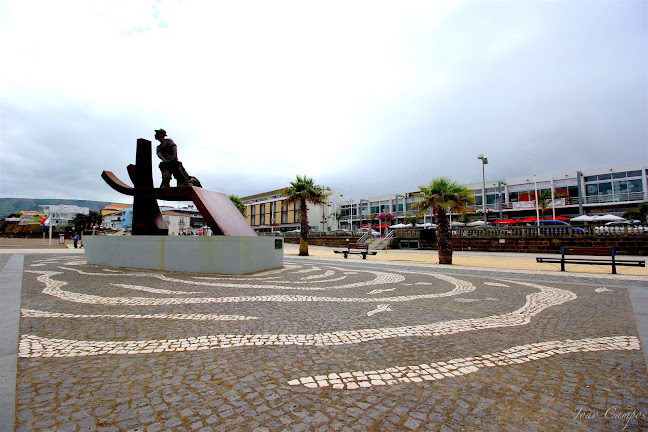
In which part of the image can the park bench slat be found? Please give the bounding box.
[536,246,645,274]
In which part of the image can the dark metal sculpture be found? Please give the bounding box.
[155,129,202,188]
[102,138,257,237]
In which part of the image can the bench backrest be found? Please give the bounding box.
[349,243,368,250]
[561,246,616,257]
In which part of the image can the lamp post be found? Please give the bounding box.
[477,154,488,226]
[497,181,507,221]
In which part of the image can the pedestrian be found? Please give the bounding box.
[73,233,80,249]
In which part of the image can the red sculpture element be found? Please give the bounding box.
[102,139,256,237]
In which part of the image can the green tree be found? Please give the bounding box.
[282,175,327,256]
[623,202,648,223]
[72,211,103,233]
[403,215,418,227]
[368,213,378,230]
[229,195,246,215]
[412,177,474,265]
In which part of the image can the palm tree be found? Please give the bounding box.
[282,175,327,256]
[623,201,648,223]
[403,215,418,227]
[412,177,474,264]
[229,195,246,215]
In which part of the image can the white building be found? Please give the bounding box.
[241,186,345,233]
[338,161,648,228]
[161,210,193,235]
[39,204,89,227]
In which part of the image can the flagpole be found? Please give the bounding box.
[550,165,556,221]
[48,219,52,246]
[532,154,540,234]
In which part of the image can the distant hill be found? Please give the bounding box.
[0,198,127,218]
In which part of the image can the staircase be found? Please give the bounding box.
[365,231,395,250]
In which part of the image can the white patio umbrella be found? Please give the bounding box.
[591,214,626,222]
[390,223,412,229]
[416,222,437,228]
[467,220,489,227]
[451,221,466,227]
[570,215,595,222]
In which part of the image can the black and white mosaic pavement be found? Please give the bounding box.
[14,254,648,431]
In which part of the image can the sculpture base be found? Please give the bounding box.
[83,236,283,275]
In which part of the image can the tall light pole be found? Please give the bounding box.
[478,154,488,226]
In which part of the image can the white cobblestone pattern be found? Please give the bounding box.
[366,304,392,317]
[56,265,405,290]
[24,270,477,306]
[21,309,257,321]
[19,278,576,357]
[287,336,641,389]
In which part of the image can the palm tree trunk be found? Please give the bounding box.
[435,207,453,264]
[299,199,309,256]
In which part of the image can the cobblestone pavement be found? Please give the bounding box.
[13,254,648,431]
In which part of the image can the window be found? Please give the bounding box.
[612,172,626,179]
[598,182,612,195]
[260,204,266,225]
[628,179,642,193]
[586,184,598,196]
[281,202,288,224]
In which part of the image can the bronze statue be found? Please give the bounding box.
[101,137,257,236]
[154,129,202,188]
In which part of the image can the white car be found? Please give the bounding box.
[358,228,381,237]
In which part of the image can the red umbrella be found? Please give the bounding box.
[518,217,539,223]
[493,219,517,225]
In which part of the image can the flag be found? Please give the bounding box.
[40,216,51,226]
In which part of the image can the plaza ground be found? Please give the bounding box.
[1,239,647,431]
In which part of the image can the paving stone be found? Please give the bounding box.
[11,255,648,431]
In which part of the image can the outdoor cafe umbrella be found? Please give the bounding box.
[467,220,489,227]
[570,215,595,222]
[493,219,517,225]
[390,223,412,229]
[450,221,465,227]
[518,217,539,223]
[416,222,437,228]
[591,214,626,222]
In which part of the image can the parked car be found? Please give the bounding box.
[593,221,647,234]
[358,228,381,237]
[533,220,584,234]
[331,229,352,235]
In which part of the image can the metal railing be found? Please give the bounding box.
[282,224,648,239]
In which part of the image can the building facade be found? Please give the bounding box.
[241,187,345,233]
[40,204,89,227]
[337,161,648,229]
[100,203,132,230]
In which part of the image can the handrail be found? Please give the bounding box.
[357,232,370,244]
[380,230,395,246]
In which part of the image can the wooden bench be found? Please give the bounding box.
[536,247,645,274]
[334,243,377,259]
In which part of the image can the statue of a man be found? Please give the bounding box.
[154,129,201,188]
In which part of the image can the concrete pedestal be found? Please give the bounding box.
[83,236,283,274]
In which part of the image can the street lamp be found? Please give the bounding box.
[477,154,488,225]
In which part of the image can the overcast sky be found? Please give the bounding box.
[1,0,646,204]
